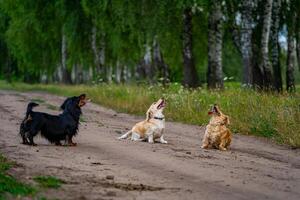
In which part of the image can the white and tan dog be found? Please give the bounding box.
[118,98,167,144]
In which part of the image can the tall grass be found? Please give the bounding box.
[0,81,299,147]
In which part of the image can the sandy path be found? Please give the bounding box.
[0,90,299,200]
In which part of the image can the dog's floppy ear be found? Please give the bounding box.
[146,109,153,121]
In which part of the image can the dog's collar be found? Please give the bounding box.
[154,116,165,120]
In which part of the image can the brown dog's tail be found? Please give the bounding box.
[26,102,39,118]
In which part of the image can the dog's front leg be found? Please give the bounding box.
[159,129,168,144]
[159,135,168,144]
[66,135,77,146]
[201,127,210,149]
[148,134,154,143]
[28,135,37,146]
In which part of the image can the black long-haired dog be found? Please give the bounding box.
[19,94,89,146]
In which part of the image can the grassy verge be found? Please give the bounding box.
[33,176,64,189]
[0,154,36,199]
[0,153,64,199]
[0,81,299,147]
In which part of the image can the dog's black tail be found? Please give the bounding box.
[26,102,39,118]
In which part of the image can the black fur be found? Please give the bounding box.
[19,102,39,144]
[19,94,86,146]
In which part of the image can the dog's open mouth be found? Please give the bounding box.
[80,99,91,107]
[157,98,166,109]
[208,105,217,115]
[79,94,91,107]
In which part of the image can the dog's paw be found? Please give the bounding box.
[68,142,77,146]
[161,140,168,144]
[201,145,208,149]
[21,142,29,145]
[219,147,227,151]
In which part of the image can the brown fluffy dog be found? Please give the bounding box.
[201,104,232,151]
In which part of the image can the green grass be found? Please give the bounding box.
[30,98,46,103]
[0,154,64,199]
[80,116,87,122]
[0,154,36,200]
[0,80,299,147]
[33,176,64,189]
[45,103,58,110]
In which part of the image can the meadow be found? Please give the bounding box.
[0,81,299,147]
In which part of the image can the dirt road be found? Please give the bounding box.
[0,90,299,200]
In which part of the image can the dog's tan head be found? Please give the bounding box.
[146,98,166,120]
[208,104,230,125]
[208,104,222,116]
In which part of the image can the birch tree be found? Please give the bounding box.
[182,7,199,88]
[270,0,282,92]
[240,0,255,87]
[286,0,297,92]
[207,0,223,89]
[259,0,273,90]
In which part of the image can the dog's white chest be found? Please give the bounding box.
[152,120,165,137]
[156,120,165,130]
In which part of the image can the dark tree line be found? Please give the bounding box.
[0,0,299,91]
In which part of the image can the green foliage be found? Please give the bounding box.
[0,0,299,86]
[30,98,46,103]
[0,155,11,172]
[45,103,58,110]
[33,176,65,189]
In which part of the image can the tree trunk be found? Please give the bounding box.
[144,44,156,84]
[71,64,77,84]
[153,37,169,85]
[136,59,146,80]
[60,32,71,84]
[259,0,273,90]
[226,0,241,53]
[136,43,156,83]
[270,0,282,92]
[182,8,199,88]
[107,65,112,83]
[286,12,296,92]
[115,61,122,84]
[82,67,93,83]
[121,65,128,83]
[91,26,106,82]
[240,0,255,87]
[207,1,223,89]
[4,51,13,82]
[297,31,300,72]
[91,26,100,76]
[296,15,300,72]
